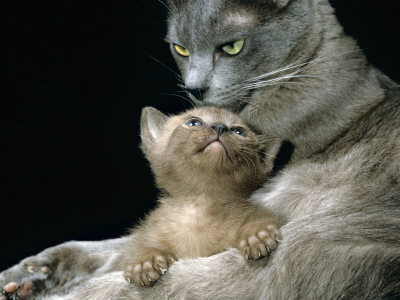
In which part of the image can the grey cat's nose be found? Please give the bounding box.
[211,123,228,135]
[187,88,206,100]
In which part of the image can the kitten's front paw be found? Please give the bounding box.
[124,248,176,287]
[237,222,281,260]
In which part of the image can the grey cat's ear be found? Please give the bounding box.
[258,134,283,173]
[140,107,168,151]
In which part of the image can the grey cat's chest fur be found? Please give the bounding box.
[253,90,400,224]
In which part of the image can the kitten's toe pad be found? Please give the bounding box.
[125,249,176,287]
[238,223,281,260]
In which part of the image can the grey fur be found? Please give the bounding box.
[1,0,399,299]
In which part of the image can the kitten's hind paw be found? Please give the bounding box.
[238,222,281,260]
[124,248,176,287]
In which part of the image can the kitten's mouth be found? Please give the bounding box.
[197,135,228,156]
[204,140,225,153]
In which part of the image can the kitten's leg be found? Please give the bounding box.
[124,248,176,287]
[237,222,281,260]
[0,237,129,299]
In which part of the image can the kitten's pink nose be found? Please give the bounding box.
[211,123,228,135]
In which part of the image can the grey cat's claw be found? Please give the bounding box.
[26,265,35,274]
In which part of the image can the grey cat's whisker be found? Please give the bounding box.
[243,81,308,90]
[246,49,362,85]
[243,66,324,90]
[246,66,311,86]
[245,60,312,83]
[244,50,316,83]
[163,92,198,108]
[155,0,172,14]
[237,96,266,109]
[244,48,322,83]
[140,49,182,79]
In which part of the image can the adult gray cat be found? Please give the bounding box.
[1,0,399,299]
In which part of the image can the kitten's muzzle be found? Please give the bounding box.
[211,123,228,136]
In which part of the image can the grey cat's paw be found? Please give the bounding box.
[0,253,75,300]
[124,248,176,287]
[237,222,281,260]
[0,261,51,300]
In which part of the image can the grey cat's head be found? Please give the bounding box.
[166,0,320,110]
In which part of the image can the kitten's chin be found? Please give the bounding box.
[203,141,225,154]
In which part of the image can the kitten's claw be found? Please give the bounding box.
[238,222,281,260]
[125,248,176,287]
[124,274,132,283]
[158,266,167,275]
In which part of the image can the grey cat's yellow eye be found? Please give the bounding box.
[221,38,245,56]
[231,127,246,137]
[174,44,189,57]
[185,118,203,126]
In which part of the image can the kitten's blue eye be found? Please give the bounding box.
[231,127,246,137]
[185,118,203,127]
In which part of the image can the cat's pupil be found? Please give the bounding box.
[186,118,203,127]
[231,127,246,137]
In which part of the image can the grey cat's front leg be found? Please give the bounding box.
[0,237,129,299]
[47,249,265,300]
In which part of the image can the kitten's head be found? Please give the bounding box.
[140,106,282,197]
[166,0,317,109]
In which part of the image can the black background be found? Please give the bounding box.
[1,1,399,271]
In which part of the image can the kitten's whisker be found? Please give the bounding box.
[239,147,267,164]
[238,152,257,175]
[237,152,251,172]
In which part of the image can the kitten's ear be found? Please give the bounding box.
[140,107,168,152]
[258,134,283,173]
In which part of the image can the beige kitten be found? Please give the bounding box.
[123,106,282,287]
